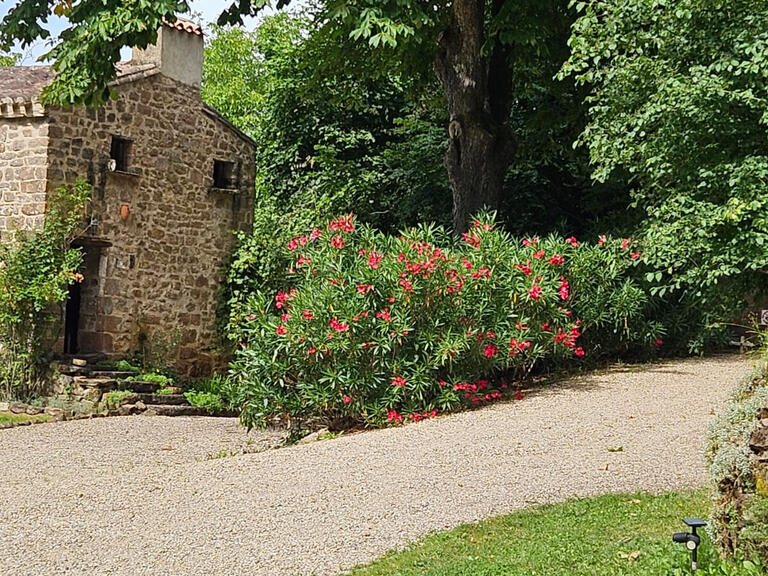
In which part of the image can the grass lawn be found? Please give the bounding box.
[0,412,52,427]
[347,490,762,576]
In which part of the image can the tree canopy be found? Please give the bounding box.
[0,0,578,231]
[563,0,768,316]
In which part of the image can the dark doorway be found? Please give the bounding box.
[64,280,81,354]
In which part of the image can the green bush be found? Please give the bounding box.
[103,390,134,410]
[228,213,660,429]
[707,352,768,565]
[0,180,91,400]
[124,372,173,386]
[182,374,232,415]
[183,390,225,414]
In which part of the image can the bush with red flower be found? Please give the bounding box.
[228,213,662,429]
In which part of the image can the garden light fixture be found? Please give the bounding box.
[672,517,706,572]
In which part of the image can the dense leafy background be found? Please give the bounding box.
[563,0,768,333]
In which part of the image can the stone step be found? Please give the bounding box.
[142,404,210,417]
[89,371,138,380]
[117,381,160,394]
[134,393,188,406]
[53,363,91,376]
[73,377,117,389]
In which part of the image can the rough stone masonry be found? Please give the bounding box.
[0,19,256,375]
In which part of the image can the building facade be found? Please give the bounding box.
[0,20,256,374]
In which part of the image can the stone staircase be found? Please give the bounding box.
[53,358,211,418]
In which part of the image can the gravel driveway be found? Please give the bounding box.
[0,355,752,575]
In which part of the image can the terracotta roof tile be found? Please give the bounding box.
[164,17,203,37]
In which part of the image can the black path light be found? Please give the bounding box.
[672,517,707,572]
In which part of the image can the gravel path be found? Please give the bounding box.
[0,355,752,576]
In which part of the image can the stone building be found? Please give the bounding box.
[0,19,256,374]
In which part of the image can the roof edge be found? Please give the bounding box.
[201,103,257,149]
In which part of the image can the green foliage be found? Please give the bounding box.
[0,180,91,399]
[0,52,19,66]
[348,489,763,576]
[1,0,184,105]
[182,374,231,415]
[183,390,224,414]
[202,17,446,234]
[707,352,768,564]
[102,390,134,410]
[0,412,52,427]
[228,212,658,429]
[124,372,173,386]
[563,0,768,330]
[115,359,140,373]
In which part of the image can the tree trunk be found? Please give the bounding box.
[435,0,514,234]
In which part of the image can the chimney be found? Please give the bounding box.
[131,18,204,89]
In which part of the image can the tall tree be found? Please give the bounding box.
[0,0,570,233]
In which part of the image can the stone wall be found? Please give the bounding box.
[707,362,768,563]
[45,73,255,374]
[0,117,49,237]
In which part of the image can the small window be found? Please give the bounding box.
[213,160,237,189]
[110,136,132,172]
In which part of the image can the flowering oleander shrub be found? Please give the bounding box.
[228,213,661,429]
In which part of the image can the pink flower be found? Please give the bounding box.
[376,308,391,321]
[310,228,322,240]
[558,277,570,300]
[517,263,532,276]
[248,314,255,321]
[308,347,316,355]
[388,296,396,303]
[281,313,290,323]
[387,410,404,422]
[302,309,314,320]
[367,251,384,269]
[329,214,355,232]
[621,238,631,250]
[514,391,523,401]
[471,267,491,279]
[329,318,349,332]
[287,238,298,251]
[462,232,481,249]
[342,395,353,404]
[483,343,499,358]
[461,257,473,270]
[597,234,607,245]
[275,291,289,309]
[331,234,345,249]
[357,283,373,295]
[391,376,407,387]
[630,252,641,260]
[541,322,551,331]
[655,338,663,347]
[565,236,579,247]
[276,324,287,335]
[533,249,545,259]
[522,237,539,247]
[548,254,564,266]
[574,347,585,357]
[529,284,542,300]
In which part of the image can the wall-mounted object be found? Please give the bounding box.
[120,204,130,221]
